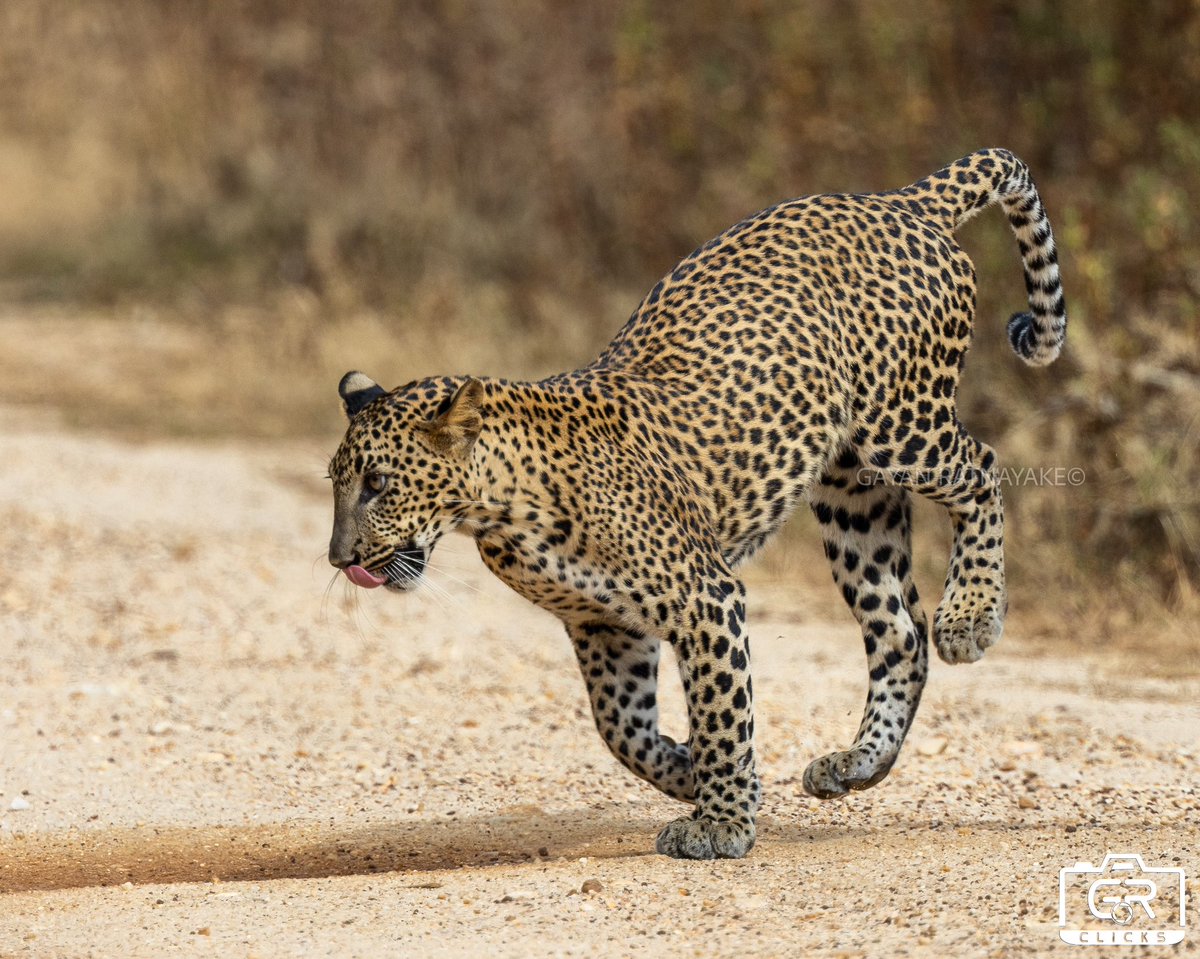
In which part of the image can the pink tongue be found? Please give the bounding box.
[344,565,387,589]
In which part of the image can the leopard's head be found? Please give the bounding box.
[327,372,484,591]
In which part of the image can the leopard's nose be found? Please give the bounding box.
[328,546,361,569]
[329,513,361,568]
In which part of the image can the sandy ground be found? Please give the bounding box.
[0,407,1197,958]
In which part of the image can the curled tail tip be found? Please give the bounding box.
[1007,311,1063,367]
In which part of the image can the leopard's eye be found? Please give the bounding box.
[364,472,388,495]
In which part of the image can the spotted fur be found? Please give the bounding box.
[327,148,1067,859]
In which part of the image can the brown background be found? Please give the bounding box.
[0,4,1197,955]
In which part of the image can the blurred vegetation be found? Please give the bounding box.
[1,0,1198,636]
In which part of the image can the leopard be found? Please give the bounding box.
[326,148,1067,860]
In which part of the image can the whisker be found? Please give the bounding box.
[319,569,341,625]
[421,583,453,615]
[388,553,460,610]
[399,568,453,613]
[336,576,370,641]
[420,574,460,604]
[421,560,482,593]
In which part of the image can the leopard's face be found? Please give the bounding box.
[328,374,484,592]
[327,431,455,591]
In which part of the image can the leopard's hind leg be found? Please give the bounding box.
[872,424,1007,664]
[803,449,929,799]
[925,430,1007,664]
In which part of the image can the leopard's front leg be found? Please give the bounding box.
[566,620,695,802]
[654,574,760,860]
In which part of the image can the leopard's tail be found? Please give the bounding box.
[894,148,1067,367]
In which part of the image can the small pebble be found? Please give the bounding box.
[9,797,30,811]
[1002,739,1043,757]
[1018,796,1039,809]
[580,879,603,895]
[916,737,948,757]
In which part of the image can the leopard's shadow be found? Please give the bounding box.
[0,806,650,893]
[1,807,880,893]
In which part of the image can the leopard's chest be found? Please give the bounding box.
[472,529,647,625]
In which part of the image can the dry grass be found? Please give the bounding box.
[1,0,1198,642]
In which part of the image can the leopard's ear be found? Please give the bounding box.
[338,371,387,420]
[415,379,485,457]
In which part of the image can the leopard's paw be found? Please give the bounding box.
[933,595,1004,664]
[655,815,755,860]
[802,746,895,799]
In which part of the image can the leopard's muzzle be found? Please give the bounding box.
[344,545,428,591]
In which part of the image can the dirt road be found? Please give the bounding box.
[0,410,1196,957]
